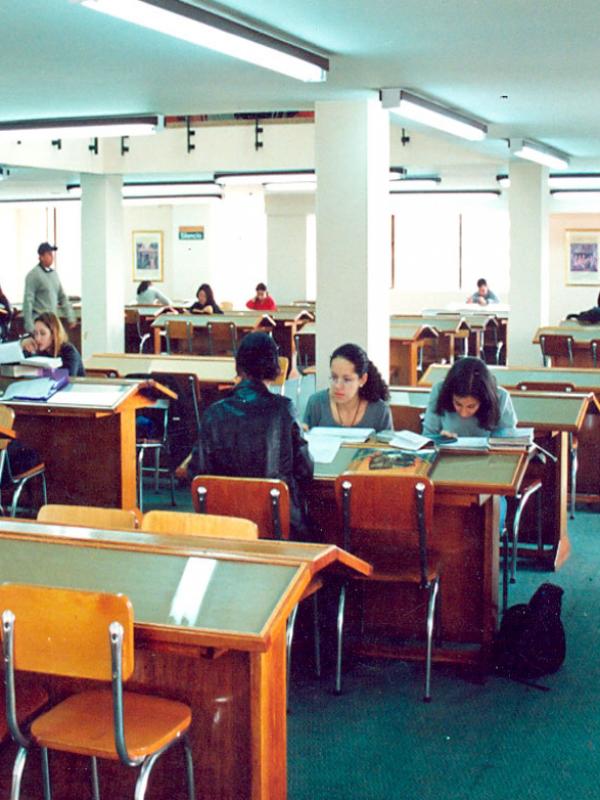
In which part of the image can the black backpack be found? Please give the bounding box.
[493,583,566,682]
[566,306,600,324]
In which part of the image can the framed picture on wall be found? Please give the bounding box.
[132,230,163,281]
[565,229,600,285]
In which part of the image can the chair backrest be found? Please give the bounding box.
[166,320,192,354]
[516,381,575,393]
[125,308,141,331]
[270,356,289,394]
[191,475,291,539]
[0,584,134,680]
[334,474,435,584]
[539,334,574,366]
[141,510,258,539]
[390,404,424,433]
[0,405,16,433]
[37,504,141,529]
[220,301,234,311]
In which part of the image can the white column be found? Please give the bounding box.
[314,99,390,387]
[265,193,313,303]
[508,162,549,365]
[80,174,125,357]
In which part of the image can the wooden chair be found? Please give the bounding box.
[190,475,321,688]
[334,474,441,702]
[0,406,47,518]
[539,334,574,367]
[191,475,291,539]
[591,339,600,368]
[165,320,193,354]
[206,320,237,356]
[0,584,194,800]
[501,477,543,613]
[124,309,151,354]
[141,510,258,539]
[270,356,289,396]
[37,504,141,529]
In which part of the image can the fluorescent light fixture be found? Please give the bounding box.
[67,180,221,199]
[511,139,569,170]
[381,89,487,141]
[548,173,600,189]
[496,174,510,189]
[389,167,407,181]
[215,170,316,186]
[390,176,442,191]
[264,182,316,193]
[80,0,328,82]
[550,190,600,200]
[0,115,162,142]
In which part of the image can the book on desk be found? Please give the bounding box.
[347,447,437,476]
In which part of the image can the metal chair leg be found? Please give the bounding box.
[334,583,346,695]
[286,604,299,707]
[11,745,29,800]
[569,433,577,520]
[312,592,321,678]
[41,747,51,800]
[90,756,100,800]
[424,578,439,703]
[137,447,145,512]
[182,733,195,800]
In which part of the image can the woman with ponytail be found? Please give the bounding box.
[304,343,393,431]
[422,356,517,437]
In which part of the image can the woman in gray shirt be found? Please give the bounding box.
[304,342,393,432]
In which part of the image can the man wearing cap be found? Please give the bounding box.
[22,243,76,333]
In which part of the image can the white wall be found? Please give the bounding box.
[549,211,600,320]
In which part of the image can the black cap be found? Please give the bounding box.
[37,242,57,255]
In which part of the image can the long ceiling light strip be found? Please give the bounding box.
[0,115,162,141]
[381,89,487,142]
[66,181,221,198]
[511,139,569,170]
[216,169,410,187]
[80,0,328,82]
[498,173,600,190]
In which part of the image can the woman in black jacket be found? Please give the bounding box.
[188,332,313,536]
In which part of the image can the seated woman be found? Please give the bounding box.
[246,282,277,311]
[0,284,11,341]
[136,280,172,305]
[422,356,517,438]
[304,342,392,432]
[22,312,85,377]
[187,332,313,536]
[189,283,223,315]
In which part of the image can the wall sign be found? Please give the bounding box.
[179,226,205,241]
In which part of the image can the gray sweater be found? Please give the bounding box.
[422,382,517,437]
[304,389,393,432]
[23,264,74,333]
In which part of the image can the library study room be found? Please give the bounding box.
[0,2,599,799]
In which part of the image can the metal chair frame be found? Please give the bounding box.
[0,446,47,518]
[207,321,237,356]
[165,320,193,355]
[539,334,574,367]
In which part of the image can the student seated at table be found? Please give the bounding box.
[422,356,516,438]
[136,280,171,305]
[466,278,499,305]
[22,312,85,377]
[566,291,600,324]
[189,283,223,315]
[304,343,393,432]
[0,284,12,341]
[187,331,313,535]
[246,282,277,311]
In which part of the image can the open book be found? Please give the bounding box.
[489,427,534,448]
[376,429,436,451]
[307,426,375,444]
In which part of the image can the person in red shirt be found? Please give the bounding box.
[246,282,277,311]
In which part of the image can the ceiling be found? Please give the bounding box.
[2,0,600,186]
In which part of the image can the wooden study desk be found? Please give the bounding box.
[86,353,237,385]
[392,315,471,364]
[389,323,438,385]
[0,378,172,509]
[0,519,368,800]
[308,445,528,667]
[421,364,600,503]
[388,386,596,569]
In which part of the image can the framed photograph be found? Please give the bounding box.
[132,230,163,281]
[566,229,600,285]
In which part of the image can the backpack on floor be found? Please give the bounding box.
[493,583,566,681]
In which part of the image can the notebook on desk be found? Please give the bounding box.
[2,370,69,401]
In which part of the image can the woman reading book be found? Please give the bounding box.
[422,356,517,438]
[304,342,393,432]
[22,312,84,377]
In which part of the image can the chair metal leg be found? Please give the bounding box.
[569,434,577,520]
[41,747,52,800]
[424,578,439,703]
[11,745,29,800]
[154,447,160,492]
[137,447,145,512]
[90,756,100,800]
[182,734,195,800]
[286,604,299,706]
[312,592,321,678]
[134,752,161,800]
[334,583,346,695]
[536,489,544,560]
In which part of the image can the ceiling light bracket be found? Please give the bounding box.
[186,117,196,154]
[255,118,264,151]
[89,137,99,155]
[52,139,62,150]
[401,128,411,146]
[121,136,129,156]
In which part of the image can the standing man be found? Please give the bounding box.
[23,242,76,333]
[466,278,499,305]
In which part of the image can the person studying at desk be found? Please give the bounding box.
[189,283,223,314]
[304,343,393,432]
[466,278,499,305]
[135,280,171,305]
[422,356,516,438]
[21,312,85,377]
